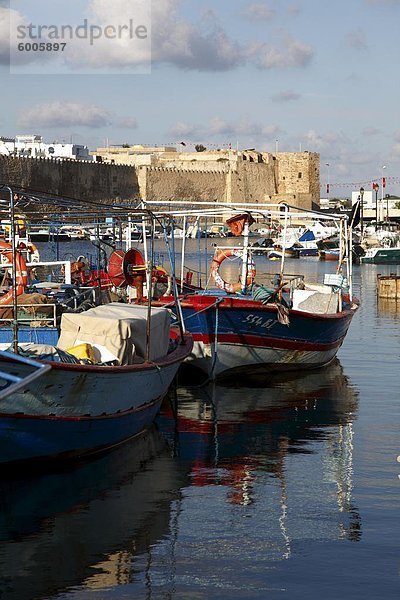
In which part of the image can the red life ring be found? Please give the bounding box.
[0,241,28,305]
[210,248,256,294]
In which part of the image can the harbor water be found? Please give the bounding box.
[1,240,399,599]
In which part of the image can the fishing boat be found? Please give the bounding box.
[146,201,359,380]
[0,350,51,401]
[0,303,193,465]
[0,187,193,465]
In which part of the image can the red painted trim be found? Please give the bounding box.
[0,333,193,374]
[156,295,359,321]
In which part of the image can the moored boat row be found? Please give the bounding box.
[0,189,360,466]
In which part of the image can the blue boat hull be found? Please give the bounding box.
[0,333,193,465]
[0,397,163,465]
[161,295,358,378]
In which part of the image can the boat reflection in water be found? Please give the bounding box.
[161,359,361,558]
[0,428,188,600]
[0,362,361,599]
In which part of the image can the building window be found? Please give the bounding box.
[298,172,302,178]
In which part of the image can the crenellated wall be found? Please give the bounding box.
[0,150,320,212]
[0,155,139,203]
[140,165,228,203]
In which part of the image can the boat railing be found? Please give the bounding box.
[0,303,58,328]
[0,350,52,400]
[1,260,73,284]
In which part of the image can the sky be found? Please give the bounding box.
[1,0,400,197]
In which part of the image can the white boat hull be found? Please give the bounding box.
[188,340,340,378]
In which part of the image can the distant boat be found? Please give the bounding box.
[296,229,319,256]
[270,244,301,259]
[249,237,274,255]
[29,227,72,242]
[360,245,400,264]
[318,248,340,261]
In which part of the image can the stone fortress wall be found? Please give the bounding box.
[0,155,140,204]
[0,148,320,211]
[96,147,320,209]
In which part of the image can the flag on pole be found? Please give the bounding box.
[349,196,361,229]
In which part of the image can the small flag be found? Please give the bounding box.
[382,177,386,188]
[326,183,330,194]
[349,197,361,229]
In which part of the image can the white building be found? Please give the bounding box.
[0,135,93,161]
[351,189,400,221]
[351,190,375,208]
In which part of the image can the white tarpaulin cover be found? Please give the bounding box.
[57,303,171,365]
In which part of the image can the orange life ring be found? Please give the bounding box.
[210,248,256,294]
[27,242,40,263]
[0,240,28,305]
[16,241,40,263]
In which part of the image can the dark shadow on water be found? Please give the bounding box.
[0,427,189,600]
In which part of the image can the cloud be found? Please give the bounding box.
[303,130,345,152]
[270,90,301,102]
[363,126,380,136]
[169,121,205,139]
[114,116,138,128]
[17,102,136,129]
[346,29,368,50]
[169,116,283,144]
[62,0,151,70]
[0,6,28,65]
[242,3,276,21]
[0,7,10,64]
[287,4,302,16]
[256,35,314,69]
[152,1,248,71]
[2,1,315,73]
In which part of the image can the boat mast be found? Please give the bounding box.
[279,205,289,288]
[145,216,155,362]
[241,218,250,293]
[180,215,187,293]
[8,187,19,354]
